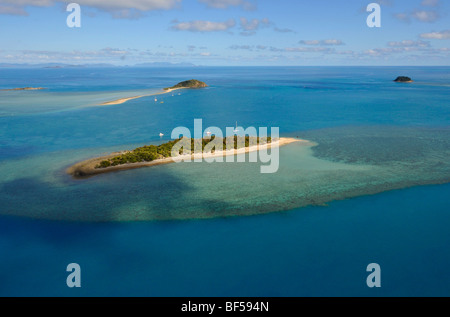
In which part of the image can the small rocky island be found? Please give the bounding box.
[394,76,413,83]
[164,79,208,90]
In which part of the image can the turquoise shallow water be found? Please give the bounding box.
[0,67,449,295]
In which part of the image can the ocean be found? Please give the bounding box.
[0,66,449,296]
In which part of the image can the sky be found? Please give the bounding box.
[0,0,449,66]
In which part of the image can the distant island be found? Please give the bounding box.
[0,62,197,69]
[99,79,208,106]
[67,136,302,178]
[164,79,208,90]
[394,76,413,83]
[1,87,46,91]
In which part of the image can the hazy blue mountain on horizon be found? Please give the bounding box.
[133,62,196,67]
[0,62,197,68]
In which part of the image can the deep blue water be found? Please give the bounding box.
[0,183,449,296]
[0,67,449,296]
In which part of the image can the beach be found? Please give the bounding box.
[67,137,307,178]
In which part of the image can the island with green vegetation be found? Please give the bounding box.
[97,136,271,168]
[66,136,302,178]
[394,76,413,83]
[164,79,208,90]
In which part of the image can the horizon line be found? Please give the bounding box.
[1,64,450,68]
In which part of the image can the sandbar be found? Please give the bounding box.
[98,88,184,106]
[1,87,46,91]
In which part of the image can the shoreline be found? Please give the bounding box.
[67,137,308,178]
[98,88,185,106]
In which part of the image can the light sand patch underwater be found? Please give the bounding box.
[0,126,448,222]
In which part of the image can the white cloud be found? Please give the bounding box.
[110,9,144,19]
[0,4,28,15]
[237,18,294,36]
[360,44,450,59]
[0,1,52,5]
[274,27,295,33]
[0,0,181,18]
[239,17,269,31]
[285,47,334,53]
[299,40,320,45]
[362,47,421,57]
[0,0,52,16]
[421,0,440,7]
[198,0,255,10]
[388,40,430,47]
[394,9,440,23]
[100,47,130,55]
[394,13,410,22]
[322,39,344,46]
[171,19,236,32]
[229,44,351,55]
[0,0,180,10]
[1,47,227,64]
[229,45,283,52]
[299,39,344,46]
[377,0,393,6]
[411,10,439,22]
[238,17,272,36]
[91,0,179,10]
[1,47,134,63]
[229,45,253,50]
[420,30,450,39]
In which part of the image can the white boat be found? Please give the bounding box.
[155,98,158,102]
[206,130,212,136]
[159,133,164,137]
[233,121,239,133]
